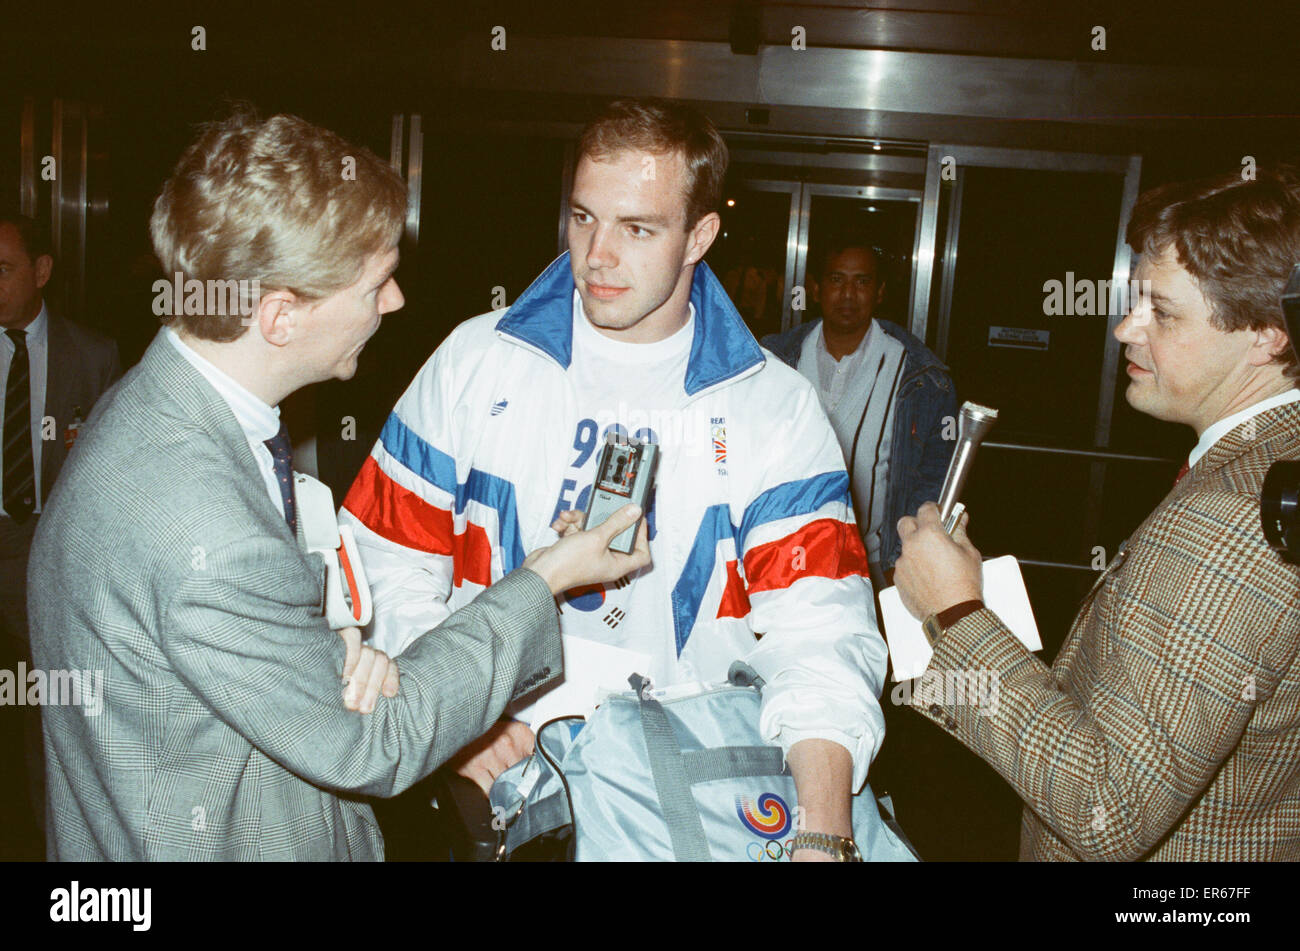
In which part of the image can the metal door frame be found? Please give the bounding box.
[730,179,801,332]
[21,96,107,324]
[727,178,923,333]
[914,144,1150,570]
[788,183,922,333]
[390,113,424,245]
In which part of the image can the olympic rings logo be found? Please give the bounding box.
[746,838,796,862]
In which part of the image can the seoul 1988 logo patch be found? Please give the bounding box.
[734,792,792,840]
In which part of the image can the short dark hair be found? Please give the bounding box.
[1127,165,1300,377]
[0,212,53,263]
[817,237,885,282]
[577,97,729,229]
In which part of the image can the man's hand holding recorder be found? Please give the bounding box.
[338,504,649,718]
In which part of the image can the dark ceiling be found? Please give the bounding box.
[10,0,1300,80]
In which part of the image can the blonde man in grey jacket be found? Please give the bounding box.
[29,109,647,861]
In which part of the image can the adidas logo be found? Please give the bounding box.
[490,399,509,416]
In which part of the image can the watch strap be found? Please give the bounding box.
[790,832,862,862]
[922,599,984,647]
[937,599,985,628]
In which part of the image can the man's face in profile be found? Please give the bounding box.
[1115,246,1260,431]
[815,247,885,338]
[0,223,52,330]
[296,244,403,382]
[567,148,704,343]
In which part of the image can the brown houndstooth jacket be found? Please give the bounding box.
[911,400,1300,860]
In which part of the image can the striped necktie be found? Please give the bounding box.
[3,329,35,523]
[263,422,297,535]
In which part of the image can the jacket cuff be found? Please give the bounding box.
[907,607,1025,735]
[499,567,559,627]
[487,567,564,701]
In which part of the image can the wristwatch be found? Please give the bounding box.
[921,599,985,647]
[789,832,862,862]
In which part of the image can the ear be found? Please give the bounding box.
[33,254,53,290]
[255,290,299,347]
[875,280,887,306]
[1249,323,1293,368]
[810,275,821,305]
[683,212,721,267]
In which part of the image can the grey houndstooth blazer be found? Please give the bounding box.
[29,329,562,860]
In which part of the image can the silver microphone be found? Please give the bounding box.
[937,401,999,533]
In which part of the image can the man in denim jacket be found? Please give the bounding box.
[763,239,956,588]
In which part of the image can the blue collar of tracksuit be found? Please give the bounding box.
[495,251,765,397]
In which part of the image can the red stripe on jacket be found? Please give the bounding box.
[716,559,752,619]
[741,518,868,595]
[342,456,493,588]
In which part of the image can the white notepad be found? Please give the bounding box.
[878,554,1042,682]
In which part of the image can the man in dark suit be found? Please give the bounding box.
[894,166,1300,860]
[0,212,119,857]
[28,109,649,860]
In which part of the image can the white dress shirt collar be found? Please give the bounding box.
[18,302,49,344]
[1189,387,1300,469]
[164,327,281,442]
[815,317,873,365]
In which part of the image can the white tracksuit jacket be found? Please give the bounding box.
[340,253,888,788]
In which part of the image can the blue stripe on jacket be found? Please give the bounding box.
[738,471,852,551]
[379,413,527,574]
[670,504,738,657]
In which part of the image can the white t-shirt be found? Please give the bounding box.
[556,291,695,685]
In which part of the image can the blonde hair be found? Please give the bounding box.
[150,107,406,341]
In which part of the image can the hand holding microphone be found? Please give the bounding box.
[894,504,984,621]
[894,401,998,620]
[884,401,1043,678]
